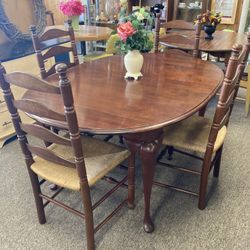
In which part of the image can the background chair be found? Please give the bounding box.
[0,63,135,250]
[82,34,119,62]
[155,13,202,59]
[45,10,55,26]
[156,42,250,210]
[30,20,79,79]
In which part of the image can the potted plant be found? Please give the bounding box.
[59,0,85,30]
[115,8,154,79]
[197,11,222,40]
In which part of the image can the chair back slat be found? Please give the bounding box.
[165,20,195,30]
[39,28,70,41]
[42,46,73,61]
[162,34,194,46]
[27,144,75,168]
[30,20,79,79]
[4,73,60,94]
[13,100,66,122]
[21,123,71,146]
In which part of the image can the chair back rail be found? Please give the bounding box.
[56,64,88,181]
[193,16,202,58]
[154,12,161,53]
[30,20,79,79]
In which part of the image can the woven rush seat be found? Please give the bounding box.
[31,136,130,191]
[163,115,227,153]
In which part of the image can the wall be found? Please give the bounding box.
[43,0,69,25]
[0,0,37,44]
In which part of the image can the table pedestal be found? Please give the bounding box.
[124,129,163,233]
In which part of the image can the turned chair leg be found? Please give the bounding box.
[198,161,210,210]
[119,135,124,144]
[127,155,135,209]
[80,185,95,250]
[28,169,46,224]
[245,82,250,117]
[198,104,207,117]
[167,146,174,160]
[244,66,250,117]
[213,146,223,178]
[157,145,168,161]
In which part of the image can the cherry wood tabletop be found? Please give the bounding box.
[160,30,247,52]
[45,25,112,42]
[23,51,224,233]
[24,52,224,134]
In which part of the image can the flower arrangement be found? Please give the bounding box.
[198,10,222,26]
[115,8,154,53]
[59,0,84,17]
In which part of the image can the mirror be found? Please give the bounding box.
[0,0,46,41]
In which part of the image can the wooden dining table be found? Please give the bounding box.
[24,51,224,233]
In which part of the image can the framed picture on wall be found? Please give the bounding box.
[211,0,239,24]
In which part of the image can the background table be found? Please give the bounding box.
[46,25,112,55]
[46,25,113,42]
[24,52,224,232]
[160,30,247,53]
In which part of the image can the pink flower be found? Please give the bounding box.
[117,21,136,42]
[59,0,84,17]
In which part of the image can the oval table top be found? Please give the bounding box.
[46,25,112,42]
[24,52,224,134]
[160,30,247,52]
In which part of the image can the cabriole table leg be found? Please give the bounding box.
[124,129,163,233]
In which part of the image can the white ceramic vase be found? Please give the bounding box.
[124,50,143,80]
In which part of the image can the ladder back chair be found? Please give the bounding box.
[155,13,202,58]
[156,42,250,210]
[30,20,79,79]
[0,63,135,250]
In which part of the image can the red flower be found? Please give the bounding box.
[117,21,136,42]
[59,0,84,17]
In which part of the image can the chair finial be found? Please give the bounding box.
[55,63,68,74]
[232,44,243,57]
